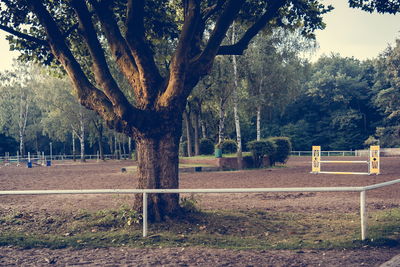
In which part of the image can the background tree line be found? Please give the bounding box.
[0,61,133,159]
[1,31,399,157]
[181,31,400,154]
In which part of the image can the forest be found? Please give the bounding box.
[0,29,399,157]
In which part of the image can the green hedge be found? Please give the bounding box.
[221,139,237,154]
[247,139,276,168]
[267,137,292,165]
[199,138,214,155]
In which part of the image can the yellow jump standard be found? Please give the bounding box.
[311,145,380,175]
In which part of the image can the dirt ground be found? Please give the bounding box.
[0,156,399,266]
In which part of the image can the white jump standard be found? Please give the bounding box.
[311,145,380,175]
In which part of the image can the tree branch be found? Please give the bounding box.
[125,0,163,104]
[191,0,246,73]
[88,0,143,104]
[202,0,225,21]
[27,0,156,132]
[217,0,287,55]
[157,0,201,109]
[70,0,133,121]
[0,24,48,47]
[63,23,79,39]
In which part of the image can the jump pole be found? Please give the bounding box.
[311,146,380,175]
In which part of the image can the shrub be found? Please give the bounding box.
[247,139,276,168]
[221,139,237,154]
[199,138,214,155]
[268,137,292,165]
[180,194,199,213]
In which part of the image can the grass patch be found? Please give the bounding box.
[1,207,399,250]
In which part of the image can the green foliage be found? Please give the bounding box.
[247,139,276,168]
[199,138,214,155]
[364,136,379,147]
[349,0,400,14]
[267,137,292,165]
[374,126,400,147]
[221,139,237,154]
[279,54,380,150]
[0,134,18,154]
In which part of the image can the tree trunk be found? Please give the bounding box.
[93,120,105,161]
[218,97,226,144]
[108,135,114,156]
[183,110,193,157]
[79,136,85,162]
[193,112,200,156]
[79,114,86,162]
[128,137,132,155]
[200,114,207,139]
[18,91,29,157]
[133,131,181,221]
[72,131,76,162]
[257,105,261,141]
[232,23,243,169]
[98,125,105,160]
[256,77,264,141]
[114,133,118,159]
[122,139,127,159]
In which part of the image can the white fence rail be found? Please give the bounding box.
[1,178,400,240]
[291,151,357,157]
[0,153,132,163]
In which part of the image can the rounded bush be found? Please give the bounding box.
[268,137,292,165]
[221,139,237,154]
[199,138,214,155]
[247,139,276,168]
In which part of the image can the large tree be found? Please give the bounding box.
[0,0,330,220]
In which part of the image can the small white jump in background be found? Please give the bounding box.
[311,146,380,175]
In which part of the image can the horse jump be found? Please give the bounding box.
[311,146,380,175]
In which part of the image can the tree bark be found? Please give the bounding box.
[18,88,29,157]
[218,96,226,144]
[232,24,243,169]
[79,109,86,162]
[133,131,181,221]
[114,133,118,159]
[72,131,76,162]
[98,125,105,160]
[99,134,104,160]
[183,110,193,157]
[128,137,132,156]
[257,105,261,141]
[193,111,200,156]
[122,139,127,159]
[256,76,264,141]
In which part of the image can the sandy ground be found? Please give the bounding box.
[0,156,399,266]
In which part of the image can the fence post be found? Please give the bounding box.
[143,192,148,237]
[360,190,367,240]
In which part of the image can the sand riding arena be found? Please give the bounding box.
[0,156,399,266]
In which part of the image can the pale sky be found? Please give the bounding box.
[312,0,400,61]
[0,1,399,71]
